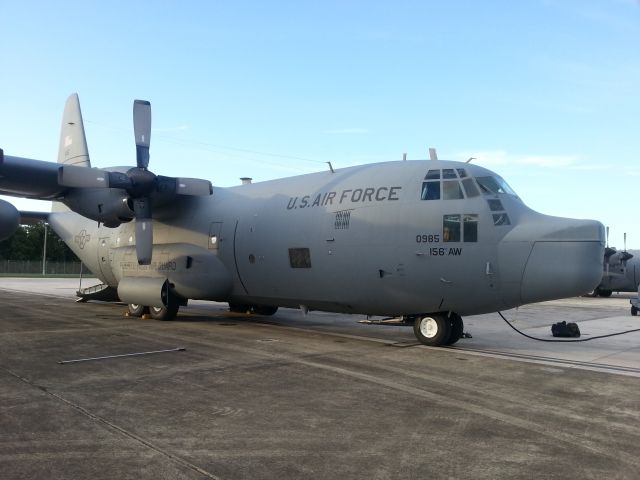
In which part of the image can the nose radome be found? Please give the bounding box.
[520,218,605,304]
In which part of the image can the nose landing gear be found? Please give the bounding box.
[412,312,465,346]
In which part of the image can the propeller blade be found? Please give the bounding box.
[155,176,213,196]
[133,100,151,170]
[176,178,213,196]
[133,197,153,265]
[135,218,153,265]
[58,165,109,188]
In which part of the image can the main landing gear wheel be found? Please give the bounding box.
[632,306,638,316]
[149,303,179,321]
[229,303,251,314]
[598,288,613,298]
[252,305,278,316]
[413,313,451,347]
[128,304,149,317]
[228,303,279,316]
[148,288,182,321]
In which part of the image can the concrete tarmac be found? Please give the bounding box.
[1,278,639,479]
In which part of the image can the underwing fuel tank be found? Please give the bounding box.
[499,214,605,306]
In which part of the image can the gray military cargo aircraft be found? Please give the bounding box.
[0,94,605,346]
[592,245,639,297]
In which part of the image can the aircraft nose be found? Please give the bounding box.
[500,216,605,305]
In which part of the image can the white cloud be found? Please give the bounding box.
[457,150,589,169]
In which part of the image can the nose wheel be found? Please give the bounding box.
[412,312,464,346]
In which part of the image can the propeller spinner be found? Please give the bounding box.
[58,99,213,265]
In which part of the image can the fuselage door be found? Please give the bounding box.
[97,236,117,286]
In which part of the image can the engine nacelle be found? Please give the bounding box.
[0,199,20,240]
[63,188,134,227]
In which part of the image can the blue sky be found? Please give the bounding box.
[1,0,639,248]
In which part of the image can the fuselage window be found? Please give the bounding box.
[487,199,504,211]
[443,214,461,242]
[492,213,511,226]
[421,181,441,200]
[461,178,480,198]
[442,180,464,200]
[463,214,479,242]
[289,248,312,268]
[425,169,440,180]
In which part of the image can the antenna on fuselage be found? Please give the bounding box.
[466,157,476,164]
[429,148,438,161]
[326,161,335,173]
[403,153,407,161]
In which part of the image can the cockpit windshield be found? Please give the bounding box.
[475,176,517,196]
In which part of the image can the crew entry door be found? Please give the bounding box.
[97,236,117,285]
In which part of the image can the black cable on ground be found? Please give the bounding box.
[498,311,640,343]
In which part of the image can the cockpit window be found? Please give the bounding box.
[463,214,478,242]
[425,169,440,180]
[487,199,504,211]
[475,176,517,196]
[456,168,468,178]
[443,214,478,242]
[442,168,457,179]
[421,181,441,200]
[493,213,511,226]
[461,178,479,198]
[443,215,461,242]
[442,181,464,200]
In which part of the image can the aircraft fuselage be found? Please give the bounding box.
[49,159,605,318]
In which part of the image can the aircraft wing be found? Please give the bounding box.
[0,150,65,200]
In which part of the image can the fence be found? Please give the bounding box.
[0,260,83,275]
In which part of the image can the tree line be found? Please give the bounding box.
[0,223,78,262]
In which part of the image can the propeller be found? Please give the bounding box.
[604,226,616,259]
[621,232,633,263]
[58,99,213,265]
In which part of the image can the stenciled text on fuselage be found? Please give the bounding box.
[286,186,402,210]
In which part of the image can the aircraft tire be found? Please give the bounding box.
[446,314,464,345]
[252,305,278,316]
[632,306,638,316]
[598,289,613,298]
[149,302,179,321]
[413,314,451,347]
[128,304,148,317]
[229,303,251,313]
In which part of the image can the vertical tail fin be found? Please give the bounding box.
[58,93,90,167]
[53,93,91,213]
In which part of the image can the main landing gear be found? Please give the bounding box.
[228,303,279,316]
[127,291,183,321]
[411,312,465,347]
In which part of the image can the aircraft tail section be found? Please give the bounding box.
[53,93,91,213]
[58,93,91,167]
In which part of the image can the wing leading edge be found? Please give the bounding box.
[0,149,66,200]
